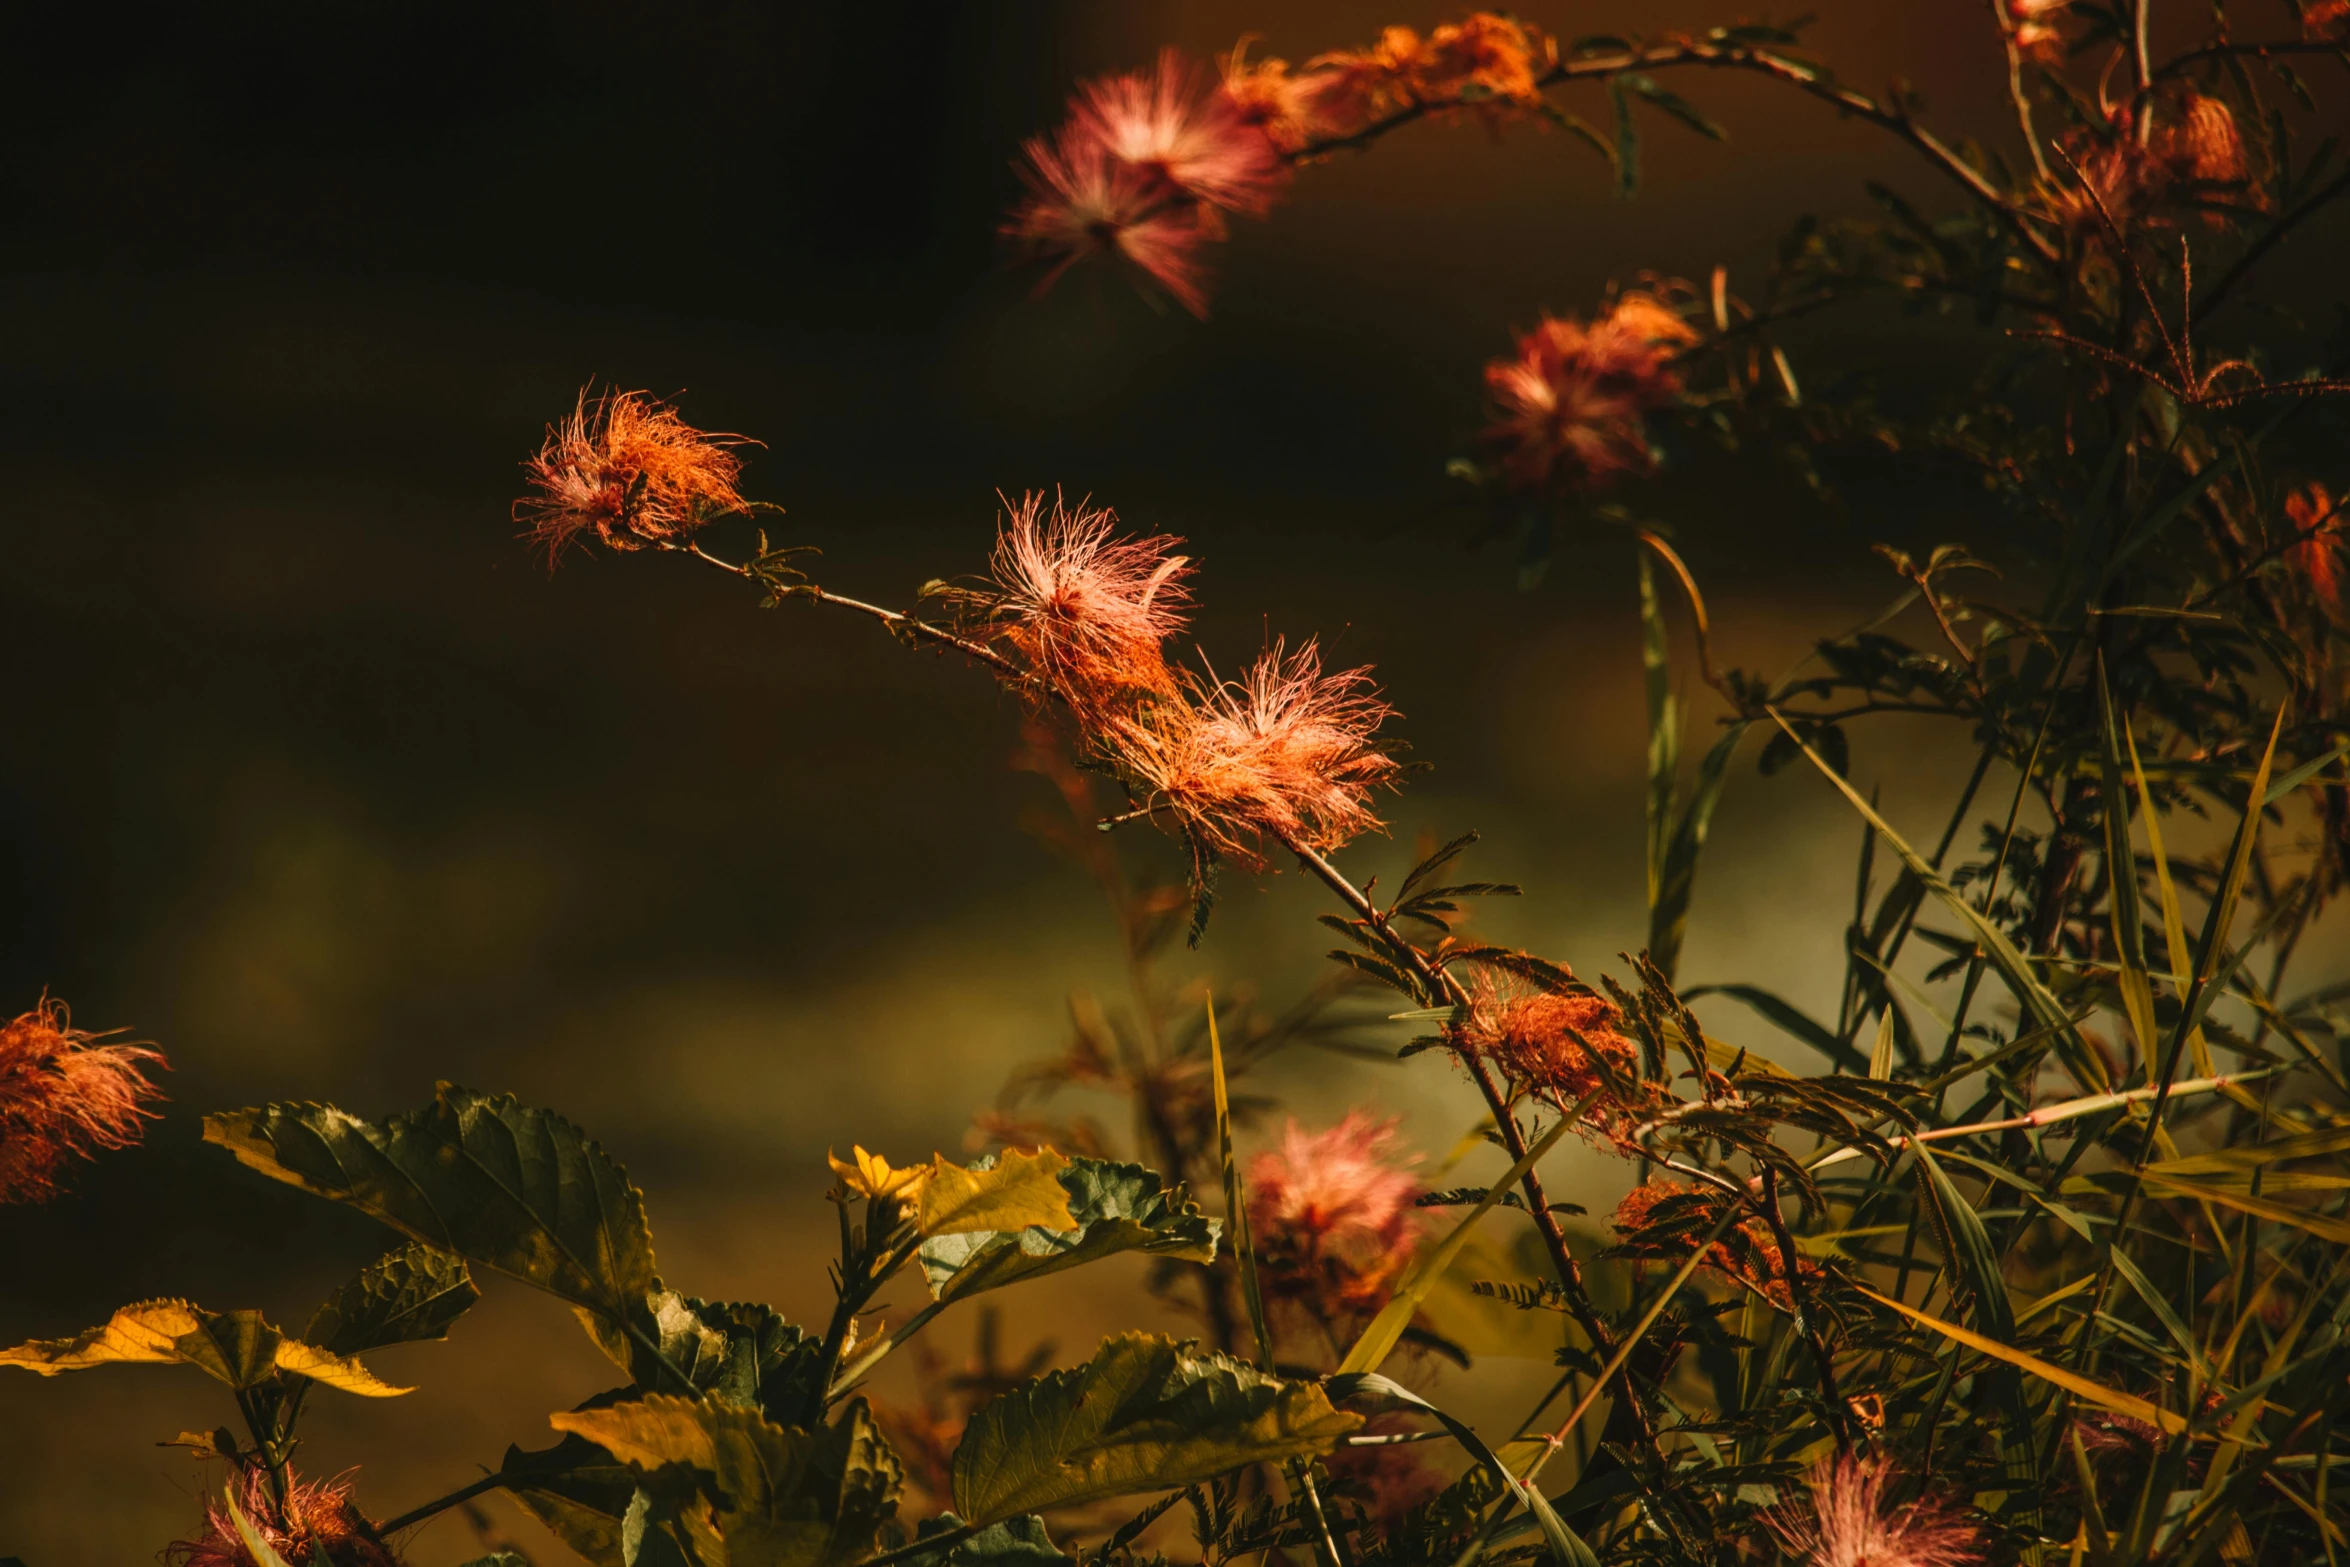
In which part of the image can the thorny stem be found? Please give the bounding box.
[1294,38,2064,268]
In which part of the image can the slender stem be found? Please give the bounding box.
[1758,1164,1855,1456]
[859,1522,981,1567]
[379,1472,506,1536]
[677,541,1021,677]
[1995,0,2055,182]
[826,1298,948,1402]
[1295,39,2062,267]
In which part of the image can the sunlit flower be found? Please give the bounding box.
[1221,46,1338,156]
[2157,90,2251,194]
[985,493,1192,716]
[2288,483,2344,615]
[1482,293,1698,493]
[1075,49,1288,216]
[0,997,165,1207]
[166,1466,402,1567]
[1110,640,1401,869]
[1296,14,1552,137]
[2309,0,2350,39]
[1248,1111,1422,1312]
[517,388,751,561]
[1459,975,1641,1112]
[1765,1456,1983,1567]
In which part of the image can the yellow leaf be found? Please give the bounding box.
[1856,1286,2184,1435]
[918,1148,1078,1238]
[2143,1173,2350,1245]
[0,1299,405,1396]
[828,1145,926,1202]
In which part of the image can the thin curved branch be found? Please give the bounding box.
[1294,38,2063,267]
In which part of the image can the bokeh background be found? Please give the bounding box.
[2,2,2342,1559]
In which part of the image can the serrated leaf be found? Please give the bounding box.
[554,1395,903,1567]
[919,1148,1078,1239]
[898,1514,1069,1567]
[949,1333,1360,1524]
[0,1299,404,1396]
[500,1430,641,1567]
[307,1243,478,1357]
[204,1085,662,1378]
[920,1158,1218,1304]
[642,1294,821,1420]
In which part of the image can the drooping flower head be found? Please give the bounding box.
[1005,50,1286,316]
[0,997,166,1206]
[1248,1111,1423,1313]
[517,387,751,561]
[166,1466,403,1567]
[1482,293,1698,493]
[1764,1456,1983,1567]
[985,493,1192,716]
[1459,974,1642,1115]
[1111,639,1401,869]
[2288,483,2344,616]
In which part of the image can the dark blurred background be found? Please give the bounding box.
[1,3,2341,1559]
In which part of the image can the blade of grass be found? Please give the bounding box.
[1336,1110,1578,1378]
[1207,993,1273,1366]
[1855,1285,2188,1434]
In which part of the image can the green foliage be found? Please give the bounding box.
[919,1158,1218,1305]
[948,1334,1360,1524]
[305,1242,478,1357]
[0,1299,402,1397]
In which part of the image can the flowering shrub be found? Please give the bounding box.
[7,7,2350,1567]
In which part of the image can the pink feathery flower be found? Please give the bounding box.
[1002,119,1226,317]
[1765,1456,1983,1567]
[1248,1111,1423,1313]
[0,996,166,1206]
[1074,49,1289,217]
[1111,639,1401,869]
[1482,294,1697,494]
[166,1465,403,1567]
[985,492,1193,713]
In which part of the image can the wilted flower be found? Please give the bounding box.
[1248,1111,1423,1313]
[2157,91,2252,199]
[1459,975,1641,1114]
[1294,14,1552,138]
[1609,1180,1819,1310]
[984,493,1192,716]
[2049,93,2253,244]
[1005,50,1285,316]
[1765,1456,1983,1567]
[2288,483,2344,615]
[0,997,165,1206]
[166,1466,402,1567]
[517,388,750,561]
[1482,293,1698,493]
[1110,639,1400,869]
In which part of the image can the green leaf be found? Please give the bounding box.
[920,1158,1218,1304]
[500,1429,641,1567]
[642,1294,821,1420]
[306,1243,479,1357]
[1910,1145,2014,1340]
[897,1514,1069,1567]
[205,1085,663,1379]
[1639,550,1680,928]
[1857,1285,2186,1434]
[1608,74,1640,198]
[949,1333,1360,1524]
[1208,999,1275,1367]
[0,1299,404,1396]
[1623,72,1727,140]
[554,1394,903,1567]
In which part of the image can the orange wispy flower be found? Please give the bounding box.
[1608,1179,1818,1310]
[166,1466,402,1567]
[516,387,751,562]
[1764,1456,1984,1567]
[1482,292,1699,493]
[1459,975,1642,1114]
[0,997,166,1206]
[1112,639,1401,869]
[1290,13,1553,143]
[984,492,1192,717]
